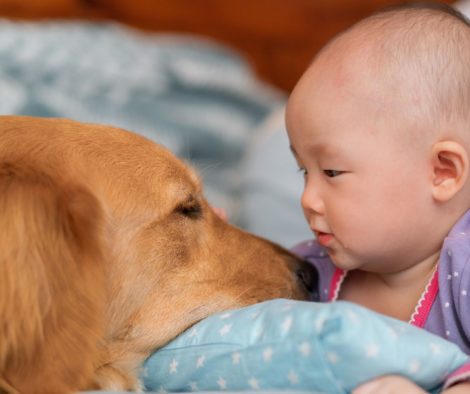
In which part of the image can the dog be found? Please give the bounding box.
[0,116,317,393]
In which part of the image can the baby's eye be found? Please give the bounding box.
[323,169,343,178]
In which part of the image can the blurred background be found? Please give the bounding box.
[0,0,464,247]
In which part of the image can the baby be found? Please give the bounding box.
[287,3,470,393]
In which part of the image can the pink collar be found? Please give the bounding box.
[327,267,439,327]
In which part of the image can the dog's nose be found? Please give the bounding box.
[296,260,319,301]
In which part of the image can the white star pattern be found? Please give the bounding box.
[463,290,468,296]
[281,316,293,333]
[188,328,198,338]
[253,327,264,339]
[447,250,452,257]
[217,377,227,390]
[287,370,299,385]
[409,360,421,374]
[298,341,311,357]
[454,271,459,277]
[319,251,326,257]
[219,324,232,336]
[394,325,408,334]
[315,316,326,333]
[220,313,232,320]
[250,311,260,320]
[448,274,453,280]
[232,352,241,364]
[327,352,340,364]
[430,343,441,355]
[141,367,148,378]
[263,347,273,362]
[388,327,399,340]
[169,358,178,374]
[365,343,380,358]
[446,330,451,337]
[346,310,359,325]
[196,355,205,368]
[143,296,455,392]
[248,377,260,390]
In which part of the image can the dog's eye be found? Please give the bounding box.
[177,202,202,219]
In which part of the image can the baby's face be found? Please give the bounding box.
[286,53,436,274]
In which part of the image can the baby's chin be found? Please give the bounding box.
[327,249,364,271]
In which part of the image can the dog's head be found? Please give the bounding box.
[0,116,316,392]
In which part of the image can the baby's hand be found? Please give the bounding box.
[352,375,426,394]
[353,375,470,393]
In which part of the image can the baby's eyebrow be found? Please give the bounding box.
[314,143,340,158]
[290,143,340,159]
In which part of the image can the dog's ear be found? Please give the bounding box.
[0,162,106,393]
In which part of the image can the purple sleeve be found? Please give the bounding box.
[453,255,470,344]
[426,235,470,355]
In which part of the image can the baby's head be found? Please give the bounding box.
[286,4,470,273]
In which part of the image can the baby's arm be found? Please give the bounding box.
[353,375,470,393]
[445,382,470,393]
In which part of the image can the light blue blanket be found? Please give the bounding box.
[143,299,468,394]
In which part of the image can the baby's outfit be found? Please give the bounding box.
[292,209,470,388]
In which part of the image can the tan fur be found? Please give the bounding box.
[0,116,313,393]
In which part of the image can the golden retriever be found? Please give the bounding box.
[0,116,316,393]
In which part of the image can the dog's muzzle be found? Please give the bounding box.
[296,260,319,301]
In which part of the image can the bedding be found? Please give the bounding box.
[239,106,312,246]
[0,19,271,176]
[0,18,313,247]
[143,299,468,394]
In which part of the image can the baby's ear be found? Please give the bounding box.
[431,141,469,202]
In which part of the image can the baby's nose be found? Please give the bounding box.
[301,185,325,216]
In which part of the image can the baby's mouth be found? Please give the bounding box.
[315,231,334,247]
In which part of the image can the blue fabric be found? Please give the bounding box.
[0,20,311,247]
[0,19,284,224]
[239,107,312,247]
[143,299,469,393]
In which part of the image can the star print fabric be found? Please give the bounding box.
[142,299,468,393]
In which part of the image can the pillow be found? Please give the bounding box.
[143,299,468,393]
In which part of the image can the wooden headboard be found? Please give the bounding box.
[0,0,455,92]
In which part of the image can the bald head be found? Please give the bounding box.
[285,4,470,260]
[292,3,470,140]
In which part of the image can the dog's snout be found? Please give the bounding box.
[295,260,319,301]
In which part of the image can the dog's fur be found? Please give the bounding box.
[0,116,315,393]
